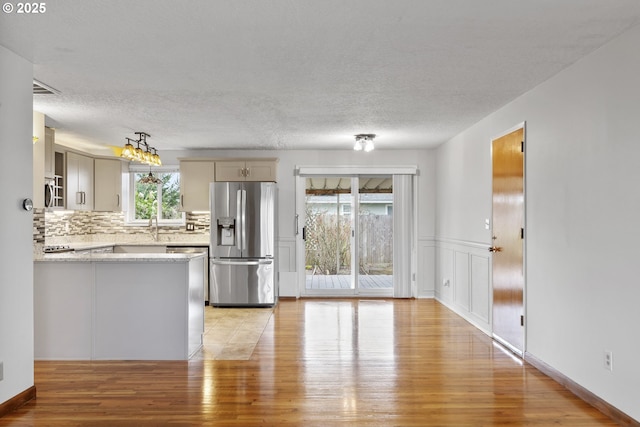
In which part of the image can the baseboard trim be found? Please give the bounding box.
[524,352,639,427]
[0,385,36,418]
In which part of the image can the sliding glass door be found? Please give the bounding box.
[303,176,393,296]
[357,177,393,291]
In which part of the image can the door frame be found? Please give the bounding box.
[295,165,417,298]
[297,175,392,298]
[490,121,527,356]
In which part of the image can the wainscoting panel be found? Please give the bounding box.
[454,251,470,311]
[470,254,490,323]
[417,238,435,298]
[435,238,491,335]
[277,239,298,298]
[435,247,454,303]
[277,238,296,273]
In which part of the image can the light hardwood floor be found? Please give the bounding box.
[0,299,618,426]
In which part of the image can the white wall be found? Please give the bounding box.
[435,24,640,420]
[0,45,35,404]
[164,148,436,297]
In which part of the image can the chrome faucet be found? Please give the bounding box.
[149,216,159,241]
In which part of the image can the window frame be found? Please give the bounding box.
[126,165,185,226]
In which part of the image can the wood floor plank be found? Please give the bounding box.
[0,299,620,426]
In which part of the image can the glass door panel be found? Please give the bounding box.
[357,177,393,293]
[303,175,393,296]
[304,177,354,293]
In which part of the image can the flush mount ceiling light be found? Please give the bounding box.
[353,134,376,152]
[121,132,162,166]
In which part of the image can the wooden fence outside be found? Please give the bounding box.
[305,213,392,275]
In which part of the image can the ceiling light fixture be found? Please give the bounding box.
[120,132,162,166]
[139,170,163,185]
[354,134,376,152]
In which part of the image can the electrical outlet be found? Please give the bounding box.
[0,361,3,381]
[443,279,450,287]
[186,222,195,231]
[604,351,613,371]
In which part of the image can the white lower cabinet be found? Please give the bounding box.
[34,262,94,359]
[34,256,205,360]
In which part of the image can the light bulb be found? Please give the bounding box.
[121,142,135,160]
[364,140,374,152]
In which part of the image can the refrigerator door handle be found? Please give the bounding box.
[211,259,273,266]
[236,189,243,251]
[241,189,247,251]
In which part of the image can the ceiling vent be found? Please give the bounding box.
[33,79,60,95]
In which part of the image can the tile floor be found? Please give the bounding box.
[191,306,274,360]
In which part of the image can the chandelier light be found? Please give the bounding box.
[139,170,163,184]
[121,132,162,166]
[354,134,376,152]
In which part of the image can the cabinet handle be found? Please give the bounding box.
[82,191,86,205]
[246,167,250,177]
[116,194,120,207]
[76,191,82,205]
[181,195,184,207]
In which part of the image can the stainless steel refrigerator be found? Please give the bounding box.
[210,181,277,307]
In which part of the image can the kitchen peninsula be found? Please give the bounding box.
[34,249,205,361]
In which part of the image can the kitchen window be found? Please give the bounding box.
[126,166,184,225]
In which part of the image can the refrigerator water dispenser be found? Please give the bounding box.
[217,217,236,246]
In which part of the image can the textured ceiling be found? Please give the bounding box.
[2,1,640,152]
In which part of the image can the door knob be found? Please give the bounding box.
[488,246,502,252]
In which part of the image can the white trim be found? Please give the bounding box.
[435,236,490,249]
[125,168,185,226]
[436,297,492,337]
[296,165,418,176]
[491,121,526,142]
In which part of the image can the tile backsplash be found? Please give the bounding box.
[33,209,209,244]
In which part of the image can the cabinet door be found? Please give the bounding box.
[245,160,277,182]
[214,161,246,181]
[44,127,55,178]
[66,152,81,210]
[78,154,94,210]
[94,158,122,211]
[66,152,94,211]
[180,161,215,211]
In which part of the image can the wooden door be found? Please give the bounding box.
[491,126,525,354]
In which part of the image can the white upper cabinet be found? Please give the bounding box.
[179,160,215,212]
[94,158,123,212]
[44,127,55,179]
[215,160,277,182]
[66,152,94,211]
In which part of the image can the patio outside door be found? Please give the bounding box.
[303,176,393,296]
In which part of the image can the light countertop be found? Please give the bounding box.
[35,251,207,263]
